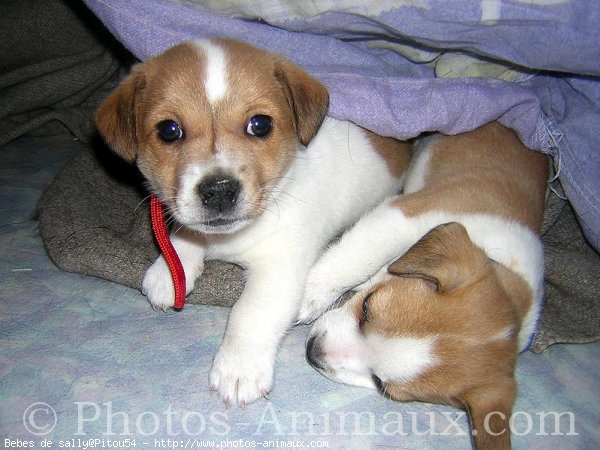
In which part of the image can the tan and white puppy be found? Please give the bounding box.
[95,39,410,406]
[301,123,548,449]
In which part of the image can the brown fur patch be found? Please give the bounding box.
[365,132,412,178]
[397,122,548,233]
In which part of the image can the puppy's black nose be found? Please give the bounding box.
[198,176,240,212]
[306,335,326,371]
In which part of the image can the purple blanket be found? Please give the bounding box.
[84,0,600,250]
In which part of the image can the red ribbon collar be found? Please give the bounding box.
[149,194,186,310]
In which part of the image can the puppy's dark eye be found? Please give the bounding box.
[372,374,385,394]
[359,292,374,328]
[246,115,272,137]
[157,120,183,143]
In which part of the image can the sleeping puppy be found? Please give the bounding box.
[301,123,548,449]
[95,39,410,406]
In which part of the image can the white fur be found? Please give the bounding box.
[142,227,205,311]
[300,204,544,351]
[143,111,404,404]
[298,200,405,322]
[205,119,404,404]
[492,326,515,342]
[195,40,228,104]
[306,305,375,389]
[177,164,206,224]
[403,134,436,194]
[369,335,437,383]
[175,156,251,231]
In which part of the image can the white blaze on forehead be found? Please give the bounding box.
[368,334,437,383]
[195,40,228,104]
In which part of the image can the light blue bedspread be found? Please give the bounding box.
[84,0,600,249]
[1,135,600,450]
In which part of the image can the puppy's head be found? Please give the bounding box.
[95,39,328,233]
[307,222,531,449]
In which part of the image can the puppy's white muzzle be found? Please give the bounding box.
[175,166,252,234]
[306,307,376,390]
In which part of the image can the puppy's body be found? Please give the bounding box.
[96,39,410,406]
[302,123,548,449]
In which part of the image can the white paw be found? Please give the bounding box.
[209,343,274,407]
[297,277,342,324]
[141,256,197,311]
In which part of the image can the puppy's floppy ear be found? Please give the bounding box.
[457,377,516,450]
[388,222,487,294]
[274,56,329,146]
[95,64,147,162]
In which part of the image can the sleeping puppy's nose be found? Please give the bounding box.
[306,335,327,371]
[197,175,241,212]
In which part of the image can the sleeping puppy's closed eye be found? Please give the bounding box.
[95,38,411,407]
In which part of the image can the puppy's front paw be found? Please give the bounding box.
[297,277,342,324]
[209,343,274,407]
[142,256,197,311]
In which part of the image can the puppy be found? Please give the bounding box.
[301,123,548,449]
[95,39,411,406]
